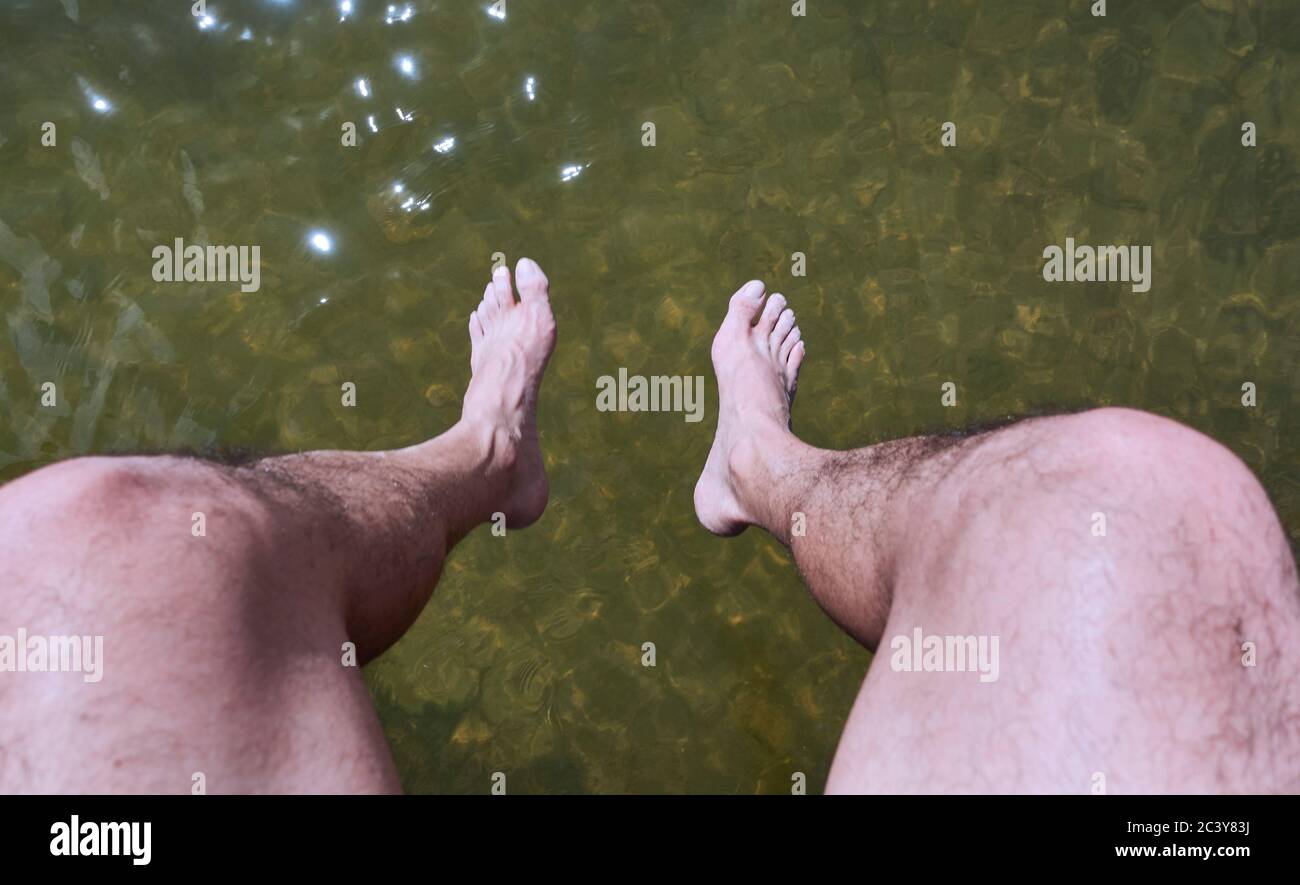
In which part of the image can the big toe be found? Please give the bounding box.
[721,280,766,335]
[515,257,550,303]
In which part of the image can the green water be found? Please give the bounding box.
[1,0,1297,793]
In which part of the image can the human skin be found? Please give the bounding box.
[2,267,1296,794]
[694,279,1300,793]
[0,259,556,793]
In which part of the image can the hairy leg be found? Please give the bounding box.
[0,259,555,794]
[697,281,1300,793]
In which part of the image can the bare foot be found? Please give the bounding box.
[461,258,556,528]
[694,280,805,535]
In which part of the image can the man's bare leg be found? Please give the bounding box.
[696,280,1300,793]
[0,259,556,794]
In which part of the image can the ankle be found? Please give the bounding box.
[453,418,520,479]
[728,427,804,537]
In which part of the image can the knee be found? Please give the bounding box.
[0,455,262,556]
[1,457,151,530]
[1046,408,1291,580]
[0,459,166,612]
[952,407,1287,571]
[1062,408,1269,510]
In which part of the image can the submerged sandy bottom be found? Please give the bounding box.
[0,0,1296,792]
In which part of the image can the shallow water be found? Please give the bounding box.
[1,0,1297,793]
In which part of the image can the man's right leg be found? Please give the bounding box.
[696,281,1300,793]
[0,259,556,794]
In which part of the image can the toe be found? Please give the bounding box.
[479,284,497,325]
[779,325,802,364]
[756,292,787,337]
[770,308,796,353]
[786,339,805,385]
[721,280,766,333]
[492,266,516,310]
[469,310,484,342]
[515,257,550,303]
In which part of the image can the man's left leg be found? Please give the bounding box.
[694,279,1300,793]
[0,259,554,794]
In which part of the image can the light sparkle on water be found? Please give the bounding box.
[385,4,414,24]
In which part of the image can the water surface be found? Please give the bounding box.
[1,0,1297,793]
